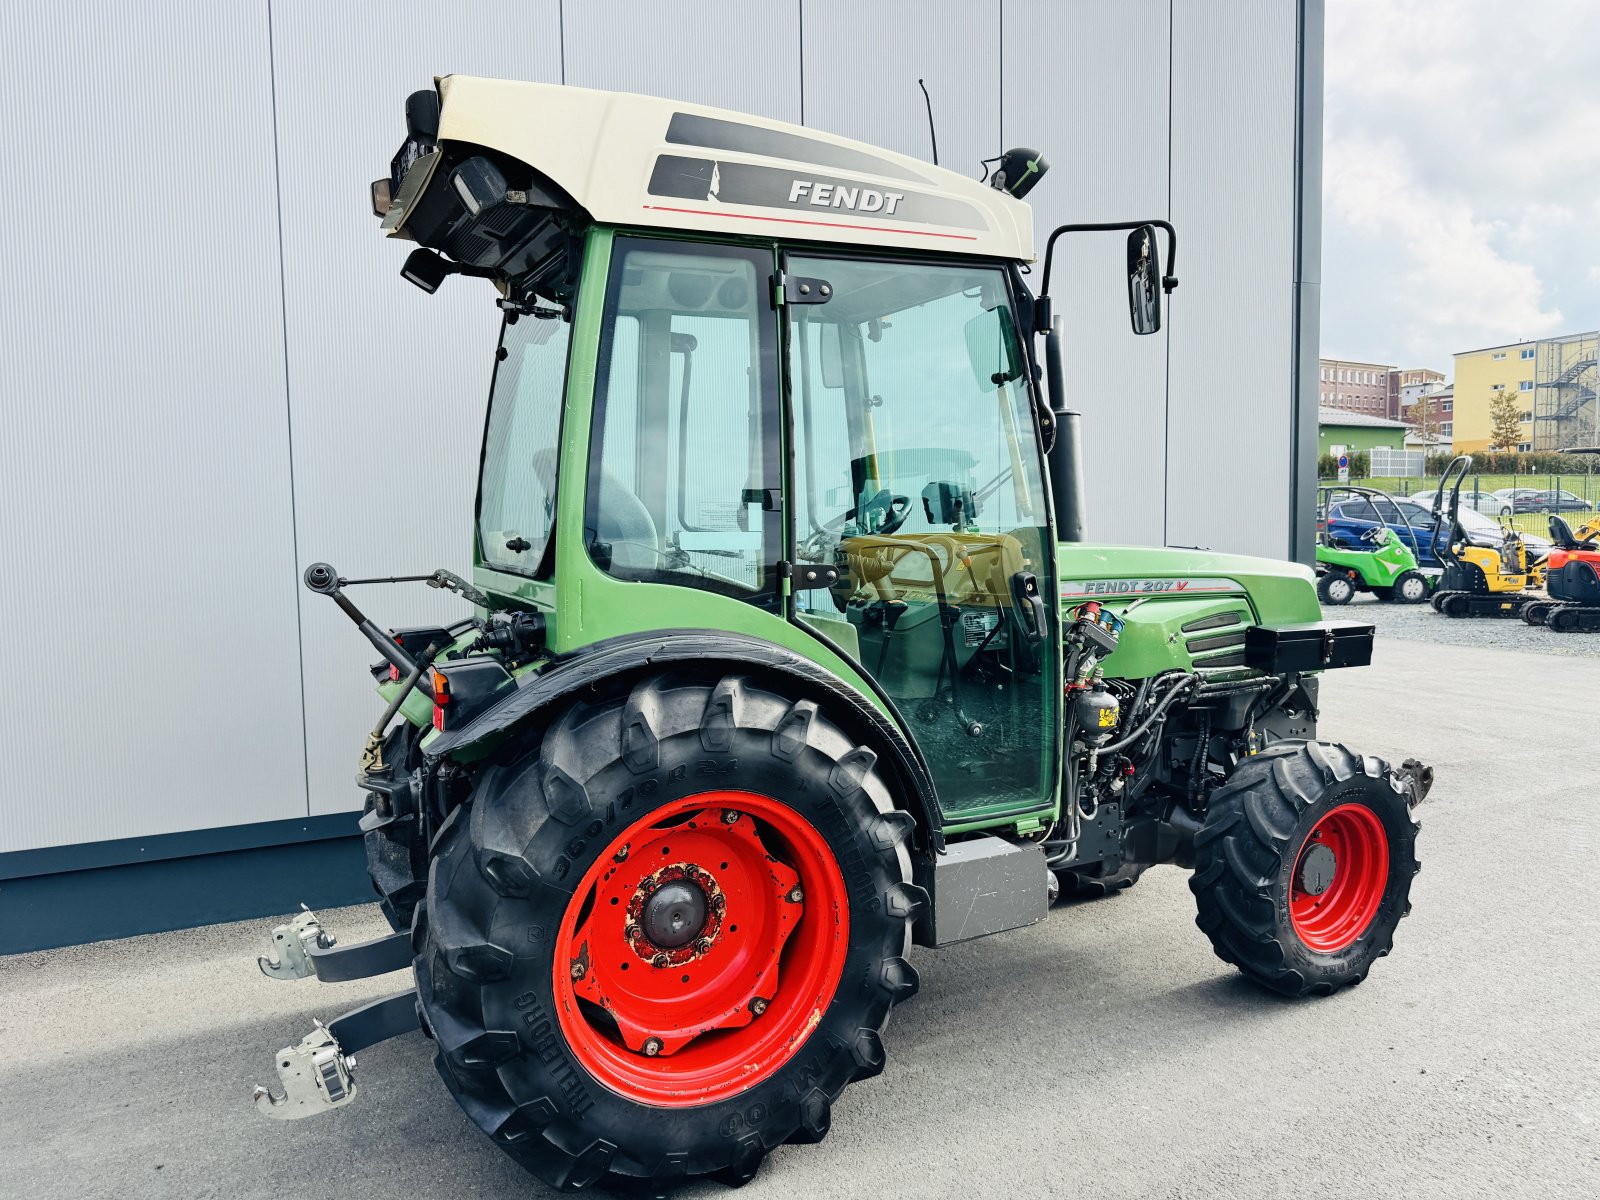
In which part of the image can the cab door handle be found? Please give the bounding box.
[1011,571,1048,642]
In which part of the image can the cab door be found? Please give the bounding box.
[780,252,1060,826]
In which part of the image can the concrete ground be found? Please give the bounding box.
[3,631,1596,1200]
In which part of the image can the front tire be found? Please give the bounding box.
[1392,570,1429,604]
[1317,572,1355,605]
[416,671,924,1192]
[1055,860,1147,899]
[1190,742,1419,998]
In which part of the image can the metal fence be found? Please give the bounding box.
[1316,472,1600,540]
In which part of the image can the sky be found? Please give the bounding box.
[1321,0,1600,373]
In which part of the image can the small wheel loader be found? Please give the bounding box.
[248,77,1433,1193]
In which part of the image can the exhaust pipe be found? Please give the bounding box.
[1045,315,1086,541]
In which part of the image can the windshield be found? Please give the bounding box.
[478,308,572,576]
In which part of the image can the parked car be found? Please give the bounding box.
[1489,487,1545,515]
[1326,496,1552,567]
[1529,488,1594,513]
[1409,488,1501,516]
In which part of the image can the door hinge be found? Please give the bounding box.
[772,272,833,308]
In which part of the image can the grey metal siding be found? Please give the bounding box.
[1003,0,1172,548]
[0,2,307,850]
[267,0,565,817]
[1166,0,1299,557]
[0,1,1314,856]
[800,0,999,176]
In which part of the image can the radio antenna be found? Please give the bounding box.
[918,78,939,166]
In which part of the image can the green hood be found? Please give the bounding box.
[1057,543,1319,678]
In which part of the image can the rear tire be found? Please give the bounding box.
[363,724,430,932]
[1190,742,1419,998]
[1317,572,1355,606]
[415,671,924,1193]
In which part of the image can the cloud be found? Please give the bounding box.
[1320,0,1600,370]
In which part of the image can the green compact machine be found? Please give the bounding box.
[247,77,1433,1194]
[1315,485,1432,605]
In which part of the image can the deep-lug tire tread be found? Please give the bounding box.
[416,671,920,1193]
[1189,741,1420,998]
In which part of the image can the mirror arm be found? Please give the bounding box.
[1035,219,1179,330]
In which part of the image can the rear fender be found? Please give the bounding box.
[420,629,945,851]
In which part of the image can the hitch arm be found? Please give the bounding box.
[302,562,435,697]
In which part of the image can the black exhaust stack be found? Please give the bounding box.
[1045,315,1086,541]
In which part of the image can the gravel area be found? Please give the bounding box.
[1325,592,1600,658]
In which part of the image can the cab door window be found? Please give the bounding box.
[586,239,780,604]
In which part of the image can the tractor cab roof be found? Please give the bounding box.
[380,75,1034,273]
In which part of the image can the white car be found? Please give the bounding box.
[1409,488,1502,516]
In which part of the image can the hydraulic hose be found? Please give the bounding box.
[1096,672,1197,758]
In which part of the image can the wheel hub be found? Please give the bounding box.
[1289,803,1390,952]
[566,804,806,1058]
[640,879,707,948]
[1297,841,1337,895]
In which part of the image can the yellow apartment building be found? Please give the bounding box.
[1452,340,1539,452]
[1453,331,1599,453]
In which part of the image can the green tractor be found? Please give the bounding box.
[1315,485,1432,605]
[250,77,1432,1193]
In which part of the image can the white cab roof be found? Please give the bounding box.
[426,75,1034,261]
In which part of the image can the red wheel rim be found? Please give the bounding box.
[1289,802,1390,953]
[553,789,849,1106]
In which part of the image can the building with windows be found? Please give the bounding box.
[1396,367,1445,416]
[1404,382,1454,446]
[1320,357,1398,419]
[1452,334,1597,453]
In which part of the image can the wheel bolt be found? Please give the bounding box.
[787,887,804,903]
[749,997,768,1016]
[651,952,671,968]
[693,937,713,955]
[711,894,726,914]
[721,809,740,825]
[642,1037,663,1057]
[570,961,586,980]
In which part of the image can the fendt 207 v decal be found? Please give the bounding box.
[1060,577,1246,599]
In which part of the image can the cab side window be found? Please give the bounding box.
[586,239,780,605]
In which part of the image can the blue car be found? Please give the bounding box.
[1322,494,1445,568]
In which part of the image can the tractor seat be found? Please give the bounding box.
[1549,515,1598,551]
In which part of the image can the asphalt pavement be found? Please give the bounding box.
[2,631,1595,1200]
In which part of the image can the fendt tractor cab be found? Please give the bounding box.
[250,77,1432,1192]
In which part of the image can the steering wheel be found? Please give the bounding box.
[857,489,912,535]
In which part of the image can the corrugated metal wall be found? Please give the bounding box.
[0,0,1309,855]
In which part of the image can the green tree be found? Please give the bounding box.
[1488,390,1523,452]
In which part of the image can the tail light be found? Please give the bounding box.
[431,669,450,731]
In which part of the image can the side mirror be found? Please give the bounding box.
[1127,225,1161,335]
[963,305,1022,390]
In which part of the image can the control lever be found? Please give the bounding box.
[1010,571,1049,642]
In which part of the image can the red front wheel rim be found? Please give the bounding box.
[553,789,849,1106]
[1289,802,1390,953]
